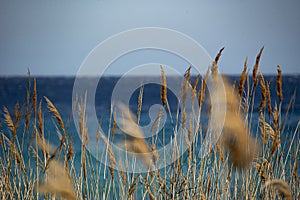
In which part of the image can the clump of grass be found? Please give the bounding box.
[38,160,76,200]
[114,103,153,169]
[262,179,292,200]
[0,48,299,199]
[210,53,258,169]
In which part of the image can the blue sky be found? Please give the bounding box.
[0,0,299,76]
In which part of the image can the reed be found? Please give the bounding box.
[160,65,167,106]
[266,81,272,117]
[262,179,292,200]
[38,160,76,200]
[44,96,65,132]
[198,67,209,107]
[137,84,144,124]
[252,47,264,90]
[238,57,248,99]
[276,65,283,102]
[114,103,153,169]
[3,107,15,134]
[25,69,31,131]
[37,100,43,137]
[182,66,191,106]
[259,71,267,114]
[98,129,117,169]
[0,48,298,199]
[217,77,258,169]
[33,77,37,120]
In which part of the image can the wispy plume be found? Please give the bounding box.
[114,103,153,169]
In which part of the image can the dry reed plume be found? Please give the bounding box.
[252,47,264,90]
[237,57,248,99]
[114,103,153,169]
[262,179,292,200]
[198,67,209,107]
[259,71,267,114]
[3,107,15,134]
[44,96,65,132]
[38,160,76,200]
[211,50,258,169]
[160,65,167,106]
[276,65,283,102]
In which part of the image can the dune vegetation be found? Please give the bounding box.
[0,48,299,199]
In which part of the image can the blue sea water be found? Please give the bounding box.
[0,75,299,165]
[1,75,299,119]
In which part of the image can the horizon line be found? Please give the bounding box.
[0,72,299,78]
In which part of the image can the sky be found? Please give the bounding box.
[0,0,300,76]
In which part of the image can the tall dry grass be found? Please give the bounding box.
[0,49,299,199]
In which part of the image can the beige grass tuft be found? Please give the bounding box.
[212,75,258,169]
[160,65,167,106]
[262,179,292,200]
[44,96,65,132]
[276,65,283,102]
[259,71,267,114]
[115,103,153,169]
[3,107,15,134]
[252,47,264,89]
[38,160,76,200]
[238,57,248,99]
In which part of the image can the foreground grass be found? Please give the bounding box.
[0,48,299,199]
